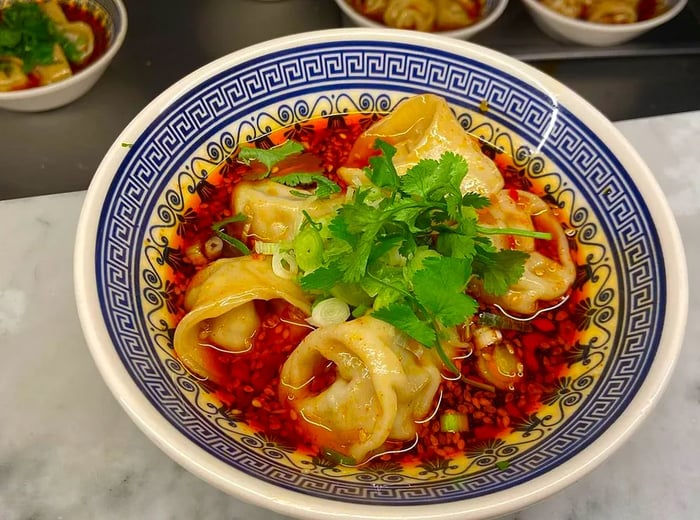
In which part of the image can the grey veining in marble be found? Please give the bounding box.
[1,111,698,519]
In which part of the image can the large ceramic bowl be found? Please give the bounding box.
[520,0,688,46]
[0,0,127,112]
[74,28,687,520]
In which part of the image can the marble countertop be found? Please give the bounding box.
[1,111,698,519]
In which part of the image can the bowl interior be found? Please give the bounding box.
[79,30,676,516]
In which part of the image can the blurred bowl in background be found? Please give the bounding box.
[334,0,509,40]
[0,0,127,112]
[520,0,688,46]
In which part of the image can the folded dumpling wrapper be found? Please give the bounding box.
[279,315,441,463]
[232,180,342,243]
[340,93,504,196]
[472,190,576,314]
[174,256,312,382]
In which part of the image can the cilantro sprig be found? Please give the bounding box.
[0,2,80,72]
[296,139,550,373]
[237,140,341,199]
[238,140,304,177]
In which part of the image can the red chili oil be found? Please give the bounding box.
[61,1,109,73]
[170,113,585,466]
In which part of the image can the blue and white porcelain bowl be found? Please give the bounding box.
[74,29,687,520]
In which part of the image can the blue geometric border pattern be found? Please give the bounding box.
[94,40,665,504]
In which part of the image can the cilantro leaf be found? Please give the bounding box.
[237,141,304,176]
[400,159,440,199]
[366,140,399,190]
[372,303,437,347]
[273,173,341,199]
[435,218,478,260]
[284,138,538,375]
[462,192,491,209]
[472,247,528,296]
[412,257,477,327]
[0,2,61,72]
[299,264,343,291]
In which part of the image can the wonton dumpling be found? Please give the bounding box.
[587,0,638,23]
[33,44,72,86]
[541,0,585,18]
[41,0,95,64]
[232,180,341,243]
[174,256,312,381]
[472,190,576,314]
[383,0,436,31]
[279,316,441,463]
[351,0,389,16]
[0,58,28,92]
[346,94,504,195]
[436,0,480,30]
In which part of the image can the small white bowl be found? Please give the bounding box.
[520,0,688,46]
[334,0,509,40]
[0,0,127,112]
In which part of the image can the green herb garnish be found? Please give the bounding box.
[296,139,550,373]
[0,2,79,72]
[237,140,304,177]
[211,214,250,255]
[495,460,510,470]
[273,173,341,199]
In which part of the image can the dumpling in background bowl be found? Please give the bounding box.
[520,0,688,46]
[334,0,510,39]
[0,0,127,111]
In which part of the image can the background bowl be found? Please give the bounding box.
[334,0,509,39]
[74,28,687,520]
[520,0,688,46]
[0,0,127,112]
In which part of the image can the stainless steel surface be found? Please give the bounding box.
[2,0,699,200]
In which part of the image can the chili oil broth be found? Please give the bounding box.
[168,113,587,465]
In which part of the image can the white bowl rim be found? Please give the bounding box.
[0,0,128,100]
[520,0,688,33]
[333,0,510,39]
[74,27,688,520]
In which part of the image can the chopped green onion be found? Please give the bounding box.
[306,297,350,328]
[271,250,298,279]
[476,225,552,241]
[211,214,250,255]
[320,447,356,467]
[212,230,250,255]
[478,312,532,332]
[293,226,324,272]
[212,214,249,228]
[440,413,469,433]
[496,460,510,470]
[254,240,280,255]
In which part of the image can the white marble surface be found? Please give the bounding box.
[1,111,698,520]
